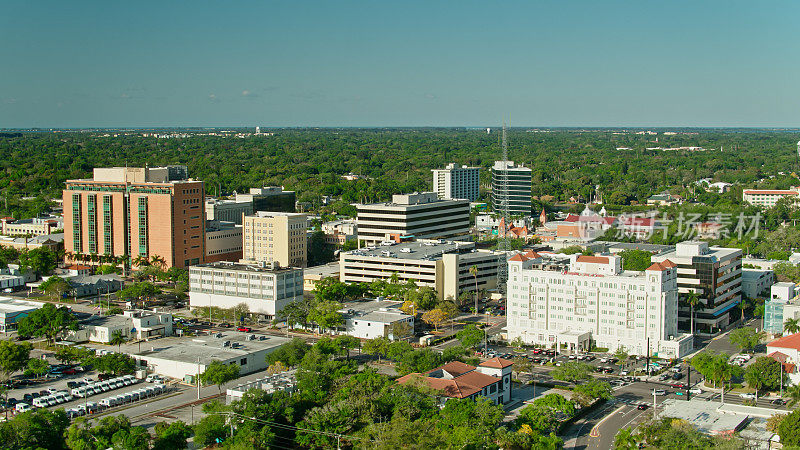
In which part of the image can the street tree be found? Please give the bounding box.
[421,308,447,332]
[729,327,764,353]
[200,359,241,395]
[39,275,71,301]
[307,300,344,333]
[784,317,800,335]
[456,324,484,348]
[362,337,390,363]
[109,330,126,352]
[333,335,361,360]
[744,357,782,397]
[25,358,49,378]
[551,362,592,383]
[265,338,310,367]
[16,302,78,345]
[778,410,800,447]
[685,291,702,337]
[0,340,31,381]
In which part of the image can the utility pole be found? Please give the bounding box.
[197,357,201,400]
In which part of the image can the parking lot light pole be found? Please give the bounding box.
[197,357,201,400]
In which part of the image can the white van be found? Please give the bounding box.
[15,403,32,413]
[99,398,114,408]
[32,398,49,408]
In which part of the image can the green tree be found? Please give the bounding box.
[200,359,241,395]
[109,330,126,352]
[17,247,57,275]
[362,336,390,363]
[456,324,484,348]
[0,340,31,381]
[729,327,763,353]
[152,420,192,450]
[614,427,638,450]
[389,320,412,339]
[0,408,69,450]
[307,300,344,332]
[192,403,228,447]
[572,380,613,406]
[784,317,800,335]
[778,410,800,447]
[25,357,49,378]
[17,302,78,345]
[333,334,361,360]
[39,275,71,301]
[786,383,800,407]
[551,361,592,383]
[685,291,702,336]
[744,357,782,396]
[265,337,310,367]
[618,249,652,271]
[95,353,136,375]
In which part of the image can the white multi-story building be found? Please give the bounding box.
[356,192,470,246]
[1,216,63,236]
[321,219,357,246]
[651,241,742,334]
[742,188,800,208]
[189,261,303,319]
[506,252,692,358]
[242,211,308,268]
[340,239,501,300]
[432,163,480,201]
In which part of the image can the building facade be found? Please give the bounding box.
[242,212,307,267]
[506,252,692,358]
[1,216,63,236]
[742,188,800,207]
[491,160,532,216]
[356,192,470,246]
[651,241,742,334]
[205,199,252,225]
[741,268,773,300]
[63,166,205,269]
[188,261,303,318]
[235,187,296,213]
[432,163,480,201]
[764,282,799,335]
[397,359,513,405]
[205,220,243,263]
[340,240,501,300]
[341,299,414,340]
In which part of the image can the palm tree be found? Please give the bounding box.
[132,255,149,268]
[785,318,800,335]
[739,299,749,323]
[109,330,126,352]
[469,265,479,314]
[150,254,166,270]
[686,291,701,338]
[785,383,800,407]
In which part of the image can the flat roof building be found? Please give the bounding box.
[205,199,252,225]
[356,192,470,246]
[743,188,800,208]
[189,261,303,319]
[339,299,413,340]
[506,252,692,358]
[491,161,532,216]
[432,163,480,202]
[652,241,742,334]
[64,166,205,269]
[235,187,296,213]
[69,309,173,343]
[242,211,308,268]
[0,298,43,333]
[340,239,502,300]
[1,216,63,237]
[205,220,243,263]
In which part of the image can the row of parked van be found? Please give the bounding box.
[65,384,167,418]
[70,375,138,399]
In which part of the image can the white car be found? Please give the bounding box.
[15,403,32,413]
[739,393,756,400]
[654,389,667,396]
[689,388,702,395]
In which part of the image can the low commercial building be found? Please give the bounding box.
[0,298,43,333]
[303,262,340,293]
[123,332,292,381]
[506,252,693,358]
[227,371,296,403]
[320,219,357,246]
[205,220,243,263]
[188,261,303,319]
[0,272,25,291]
[740,268,773,299]
[397,359,513,405]
[652,241,742,334]
[657,398,775,446]
[0,233,64,252]
[766,334,800,387]
[356,192,470,246]
[68,274,123,298]
[340,239,502,300]
[0,216,63,236]
[235,187,296,213]
[340,299,413,340]
[743,188,800,207]
[70,310,174,343]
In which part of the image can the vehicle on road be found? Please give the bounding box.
[739,393,756,400]
[689,388,702,394]
[772,398,787,405]
[637,403,650,410]
[236,326,251,332]
[654,389,667,396]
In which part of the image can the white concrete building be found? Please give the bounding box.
[340,299,413,340]
[506,252,692,358]
[652,241,742,334]
[0,216,63,236]
[740,268,773,299]
[356,192,470,246]
[205,220,243,262]
[205,199,252,225]
[742,188,800,207]
[189,261,303,319]
[340,240,502,300]
[491,160,532,216]
[69,310,174,343]
[320,219,357,246]
[397,358,513,405]
[432,163,480,202]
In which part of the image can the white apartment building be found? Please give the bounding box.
[506,252,692,358]
[340,299,414,340]
[188,261,303,319]
[742,188,800,207]
[432,163,480,201]
[340,240,502,300]
[242,211,308,267]
[740,268,773,299]
[356,192,470,246]
[652,241,742,334]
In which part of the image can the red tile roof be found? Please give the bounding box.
[661,259,677,268]
[646,262,668,271]
[397,367,502,399]
[620,217,655,227]
[768,333,800,351]
[435,361,476,377]
[524,250,541,259]
[479,357,514,369]
[576,255,609,264]
[564,214,616,225]
[508,254,529,262]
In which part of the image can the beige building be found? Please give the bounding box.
[340,240,501,300]
[63,166,204,269]
[243,212,307,268]
[205,220,243,263]
[742,188,800,207]
[1,216,63,236]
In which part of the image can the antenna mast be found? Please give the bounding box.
[497,122,511,293]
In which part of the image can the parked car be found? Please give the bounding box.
[689,388,702,395]
[654,389,667,396]
[772,398,787,405]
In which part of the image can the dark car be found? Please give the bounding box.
[772,398,787,405]
[6,397,17,406]
[67,381,78,389]
[637,403,650,410]
[219,322,232,328]
[671,372,684,380]
[236,326,252,332]
[22,394,33,402]
[98,373,114,381]
[39,390,50,397]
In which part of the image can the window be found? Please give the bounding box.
[240,358,247,365]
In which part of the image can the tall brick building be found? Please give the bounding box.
[63,166,205,269]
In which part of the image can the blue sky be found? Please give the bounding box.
[1,1,798,128]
